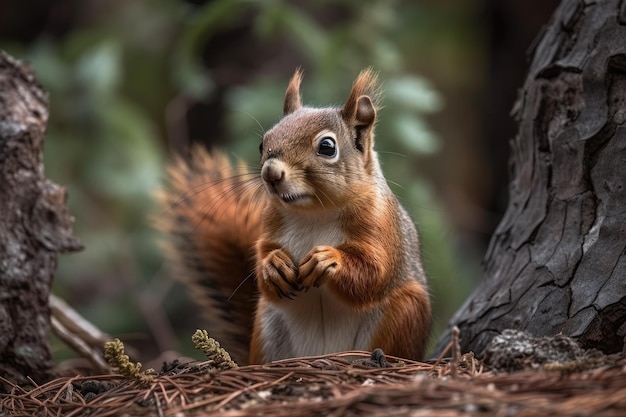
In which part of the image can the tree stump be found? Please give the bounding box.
[0,51,82,389]
[437,0,626,357]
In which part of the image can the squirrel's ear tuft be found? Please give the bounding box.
[283,68,303,115]
[341,68,380,128]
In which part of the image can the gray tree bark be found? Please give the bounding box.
[437,0,626,356]
[0,51,82,390]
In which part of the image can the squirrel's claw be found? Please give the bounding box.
[259,248,299,302]
[298,245,341,290]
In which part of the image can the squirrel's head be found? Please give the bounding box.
[260,68,382,211]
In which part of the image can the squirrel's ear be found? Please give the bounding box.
[283,68,303,115]
[353,95,376,127]
[341,68,379,130]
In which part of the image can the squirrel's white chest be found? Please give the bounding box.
[284,287,378,358]
[262,213,380,360]
[261,287,380,361]
[277,214,344,262]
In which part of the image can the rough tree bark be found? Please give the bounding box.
[437,0,626,356]
[0,51,82,389]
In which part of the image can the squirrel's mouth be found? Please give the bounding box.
[279,192,310,204]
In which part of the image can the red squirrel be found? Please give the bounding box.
[158,69,431,364]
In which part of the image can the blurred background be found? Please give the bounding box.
[0,0,559,363]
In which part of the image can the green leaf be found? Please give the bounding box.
[75,41,122,95]
[386,76,443,113]
[392,115,440,154]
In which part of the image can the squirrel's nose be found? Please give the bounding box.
[262,162,285,186]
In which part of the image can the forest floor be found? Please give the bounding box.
[1,333,625,417]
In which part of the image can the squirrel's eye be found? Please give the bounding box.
[317,137,337,158]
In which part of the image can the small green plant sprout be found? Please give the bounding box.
[103,338,156,384]
[192,329,238,370]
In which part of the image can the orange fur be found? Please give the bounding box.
[155,148,262,364]
[370,281,432,359]
[158,69,432,365]
[249,301,267,365]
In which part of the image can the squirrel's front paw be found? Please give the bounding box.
[259,249,299,301]
[298,245,341,290]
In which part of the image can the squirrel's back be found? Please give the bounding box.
[156,149,261,364]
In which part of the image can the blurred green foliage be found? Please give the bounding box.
[1,0,482,360]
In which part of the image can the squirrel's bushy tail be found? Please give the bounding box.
[155,146,262,364]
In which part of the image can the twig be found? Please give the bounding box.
[451,326,461,378]
[50,294,111,372]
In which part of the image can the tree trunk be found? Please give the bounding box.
[437,0,626,357]
[0,51,82,390]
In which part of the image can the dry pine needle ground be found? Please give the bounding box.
[1,348,626,417]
